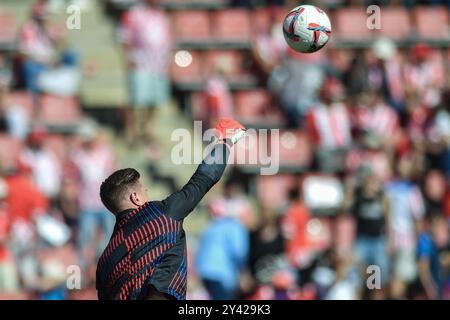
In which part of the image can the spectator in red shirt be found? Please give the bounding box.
[281,188,314,270]
[3,168,48,223]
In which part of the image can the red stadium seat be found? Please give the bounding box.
[190,92,207,121]
[251,7,271,34]
[38,95,81,128]
[275,130,313,169]
[170,50,203,84]
[172,10,211,42]
[377,7,411,40]
[334,7,372,41]
[205,50,245,79]
[0,134,22,169]
[256,174,298,210]
[43,134,68,162]
[0,9,15,45]
[300,173,344,212]
[212,9,251,42]
[414,6,449,40]
[5,91,34,117]
[233,90,284,127]
[231,129,266,168]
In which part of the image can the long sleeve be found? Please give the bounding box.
[161,142,231,221]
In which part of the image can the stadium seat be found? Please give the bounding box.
[414,6,449,41]
[300,173,344,214]
[204,50,243,77]
[256,174,298,210]
[159,0,227,9]
[377,7,411,40]
[170,50,203,84]
[212,9,251,42]
[276,130,313,170]
[38,95,82,129]
[334,7,372,42]
[0,9,15,46]
[5,91,34,117]
[43,134,68,162]
[233,90,284,127]
[231,129,266,169]
[172,10,211,43]
[190,92,207,121]
[206,50,258,87]
[251,7,271,34]
[0,134,22,169]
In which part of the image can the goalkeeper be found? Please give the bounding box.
[96,118,246,300]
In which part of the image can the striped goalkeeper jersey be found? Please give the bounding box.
[96,142,229,300]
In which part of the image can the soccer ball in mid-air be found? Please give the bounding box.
[282,5,332,53]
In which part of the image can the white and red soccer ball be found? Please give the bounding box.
[282,5,332,53]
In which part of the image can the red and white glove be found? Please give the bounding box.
[215,118,247,145]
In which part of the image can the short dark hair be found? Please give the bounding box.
[100,168,140,214]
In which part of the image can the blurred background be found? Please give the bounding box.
[0,0,449,300]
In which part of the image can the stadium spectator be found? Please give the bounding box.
[403,44,445,110]
[17,0,79,97]
[351,89,400,151]
[385,154,426,299]
[271,51,326,127]
[349,167,390,299]
[249,207,287,287]
[306,76,351,172]
[281,188,315,270]
[251,9,288,81]
[430,91,450,177]
[118,0,173,145]
[73,120,116,269]
[0,0,449,301]
[345,130,393,182]
[195,180,254,299]
[417,213,447,299]
[195,200,249,300]
[20,128,62,200]
[204,69,234,129]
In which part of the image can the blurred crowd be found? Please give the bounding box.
[186,1,450,300]
[0,0,117,299]
[0,0,449,300]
